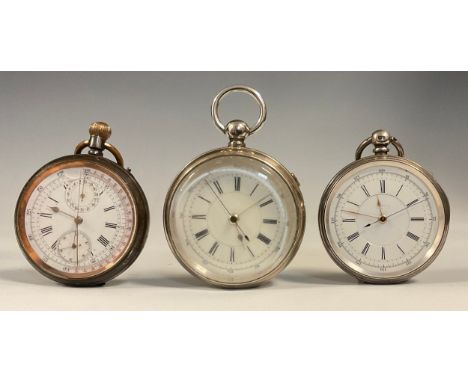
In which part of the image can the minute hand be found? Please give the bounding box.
[204,180,233,216]
[386,198,428,220]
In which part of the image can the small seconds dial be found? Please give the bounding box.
[325,162,444,280]
[24,166,134,275]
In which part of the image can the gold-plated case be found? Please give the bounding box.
[15,122,150,286]
[318,130,450,284]
[163,86,306,288]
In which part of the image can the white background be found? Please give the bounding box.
[1,0,468,381]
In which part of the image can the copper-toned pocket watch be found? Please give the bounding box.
[318,130,450,284]
[164,86,306,288]
[15,122,149,286]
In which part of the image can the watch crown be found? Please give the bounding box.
[89,121,112,141]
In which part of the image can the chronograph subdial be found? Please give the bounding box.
[65,176,100,213]
[56,230,92,267]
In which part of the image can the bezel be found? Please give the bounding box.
[15,154,150,286]
[163,146,306,288]
[318,155,450,284]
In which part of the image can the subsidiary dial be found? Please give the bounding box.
[65,175,100,213]
[56,230,92,266]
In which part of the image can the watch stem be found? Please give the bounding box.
[227,120,250,148]
[88,121,111,155]
[371,129,391,155]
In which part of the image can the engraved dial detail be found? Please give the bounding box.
[23,165,135,276]
[323,160,448,281]
[166,155,301,286]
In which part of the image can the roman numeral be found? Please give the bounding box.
[259,199,273,208]
[257,233,271,245]
[361,185,370,197]
[38,212,52,218]
[247,246,255,257]
[230,248,235,263]
[48,196,58,203]
[406,231,420,241]
[342,218,356,223]
[361,242,370,255]
[396,184,403,197]
[213,180,223,194]
[234,176,241,191]
[380,180,386,193]
[195,229,209,241]
[410,217,425,221]
[263,219,278,224]
[208,241,219,256]
[40,226,53,236]
[104,205,115,212]
[347,201,359,207]
[250,184,259,196]
[406,199,419,208]
[198,196,211,204]
[347,232,360,242]
[105,222,118,229]
[381,247,386,260]
[191,214,206,220]
[51,240,57,250]
[97,235,110,247]
[397,244,405,254]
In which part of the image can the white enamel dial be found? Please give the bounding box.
[323,160,448,280]
[166,154,301,286]
[23,165,135,276]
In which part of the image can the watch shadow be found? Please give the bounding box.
[0,268,52,286]
[278,269,358,286]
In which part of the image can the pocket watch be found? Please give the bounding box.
[15,122,150,286]
[318,130,450,284]
[164,85,306,288]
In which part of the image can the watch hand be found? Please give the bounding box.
[342,210,380,219]
[234,222,250,242]
[385,198,428,219]
[376,195,384,216]
[49,206,83,224]
[237,194,272,216]
[204,179,233,217]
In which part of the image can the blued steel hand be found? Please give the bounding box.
[237,194,272,216]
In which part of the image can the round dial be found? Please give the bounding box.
[17,158,137,280]
[165,152,304,287]
[321,158,449,282]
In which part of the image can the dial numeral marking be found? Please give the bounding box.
[263,219,278,224]
[381,247,386,260]
[48,196,58,203]
[38,212,53,218]
[105,222,118,229]
[396,184,403,197]
[97,235,110,247]
[380,180,386,193]
[208,241,219,256]
[342,218,356,223]
[347,201,359,207]
[257,233,271,245]
[397,244,405,254]
[259,199,273,208]
[40,226,53,236]
[406,231,420,241]
[234,176,241,191]
[195,229,209,241]
[198,196,211,204]
[213,180,223,194]
[51,240,57,250]
[361,242,370,255]
[410,217,425,221]
[347,232,360,242]
[361,185,370,197]
[250,184,259,196]
[191,214,207,220]
[104,205,115,212]
[247,246,255,257]
[406,199,419,208]
[230,248,235,263]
